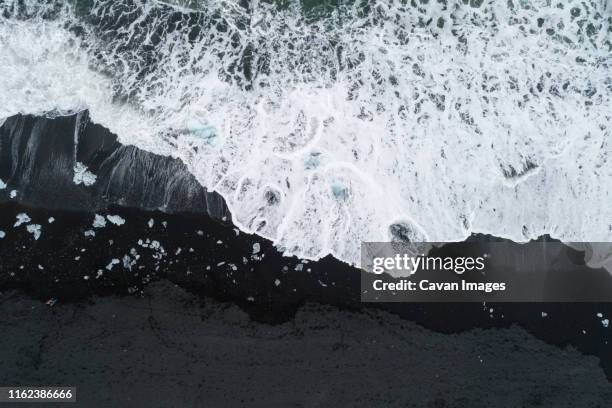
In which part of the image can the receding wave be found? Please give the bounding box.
[1,0,610,265]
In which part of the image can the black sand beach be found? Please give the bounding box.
[1,280,611,407]
[1,200,612,386]
[1,114,611,406]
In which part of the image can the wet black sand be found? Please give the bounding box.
[0,201,611,390]
[1,280,611,407]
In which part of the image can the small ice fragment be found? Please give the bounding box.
[93,214,106,228]
[106,215,125,226]
[48,217,55,224]
[597,312,603,318]
[84,229,96,237]
[0,179,6,189]
[26,224,41,240]
[541,312,548,318]
[0,231,5,238]
[147,218,154,228]
[162,221,167,228]
[216,240,223,244]
[274,279,281,286]
[247,296,254,302]
[331,183,349,200]
[73,162,97,186]
[252,243,261,254]
[602,319,610,328]
[295,263,303,271]
[196,230,204,236]
[14,213,31,227]
[175,248,182,255]
[304,152,321,170]
[9,190,16,198]
[106,259,120,271]
[122,255,133,270]
[217,262,225,267]
[188,122,217,143]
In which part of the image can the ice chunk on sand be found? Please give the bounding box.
[73,162,97,186]
[106,215,126,226]
[106,259,120,270]
[26,224,41,240]
[93,214,107,228]
[14,213,31,227]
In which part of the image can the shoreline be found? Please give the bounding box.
[1,200,611,382]
[1,113,611,385]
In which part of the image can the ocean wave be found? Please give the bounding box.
[1,0,611,265]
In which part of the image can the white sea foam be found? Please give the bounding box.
[0,0,611,266]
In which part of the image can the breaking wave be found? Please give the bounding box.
[1,0,611,265]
